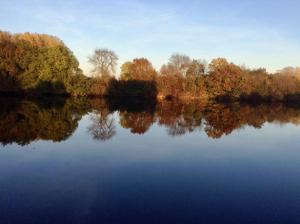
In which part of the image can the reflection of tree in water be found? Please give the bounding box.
[156,100,300,139]
[88,112,116,141]
[0,98,89,146]
[87,99,116,141]
[156,100,203,136]
[119,111,155,134]
[203,103,300,138]
[204,104,243,139]
[3,97,300,145]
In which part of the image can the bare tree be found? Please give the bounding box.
[88,48,118,78]
[169,54,192,76]
[88,113,116,141]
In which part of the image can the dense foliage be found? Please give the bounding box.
[156,55,300,102]
[0,31,90,96]
[117,54,300,102]
[120,58,157,81]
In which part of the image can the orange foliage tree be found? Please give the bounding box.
[120,58,157,81]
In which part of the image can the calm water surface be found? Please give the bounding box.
[0,97,300,224]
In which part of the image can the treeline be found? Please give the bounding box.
[72,45,300,102]
[113,55,300,102]
[1,31,300,102]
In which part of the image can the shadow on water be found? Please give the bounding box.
[2,96,300,145]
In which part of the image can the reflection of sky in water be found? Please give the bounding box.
[0,111,300,223]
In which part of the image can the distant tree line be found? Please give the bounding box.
[89,48,300,102]
[1,31,300,102]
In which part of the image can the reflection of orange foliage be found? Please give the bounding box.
[204,104,244,138]
[112,99,300,138]
[120,111,155,134]
[86,98,300,139]
[89,78,109,96]
[156,100,300,139]
[0,98,88,146]
[2,97,300,146]
[89,98,109,113]
[203,103,300,138]
[156,100,203,136]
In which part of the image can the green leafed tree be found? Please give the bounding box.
[0,31,90,96]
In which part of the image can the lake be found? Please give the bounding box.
[0,97,300,224]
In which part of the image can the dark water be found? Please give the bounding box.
[1,97,300,224]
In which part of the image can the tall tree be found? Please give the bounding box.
[88,48,118,79]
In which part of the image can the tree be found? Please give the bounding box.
[278,67,300,79]
[120,58,157,81]
[88,48,118,96]
[0,31,89,96]
[158,55,207,98]
[186,60,206,78]
[168,54,191,76]
[120,62,133,80]
[88,48,118,79]
[206,58,246,98]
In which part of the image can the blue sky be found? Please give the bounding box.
[1,0,299,74]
